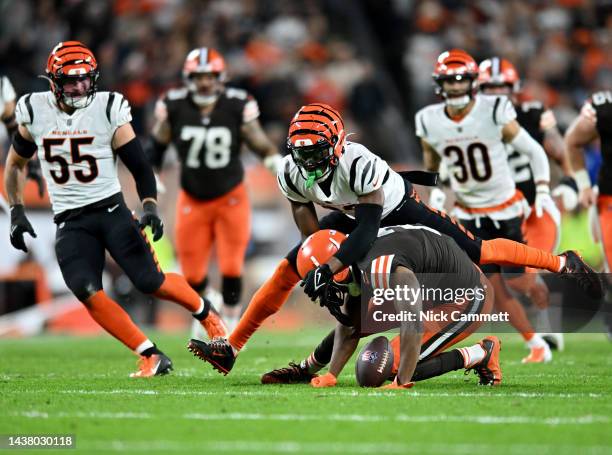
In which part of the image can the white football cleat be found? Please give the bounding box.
[541,333,565,352]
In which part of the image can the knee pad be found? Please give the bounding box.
[222,276,242,306]
[132,271,165,295]
[189,276,208,295]
[69,279,101,303]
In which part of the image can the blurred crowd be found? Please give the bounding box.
[1,0,610,157]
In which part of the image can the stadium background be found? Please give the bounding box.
[0,0,610,333]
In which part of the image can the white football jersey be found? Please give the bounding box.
[416,94,521,217]
[277,141,405,218]
[1,76,16,106]
[15,91,131,214]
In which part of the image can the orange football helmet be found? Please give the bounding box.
[45,41,99,108]
[183,47,227,105]
[432,49,479,107]
[478,57,520,93]
[287,103,346,186]
[297,229,350,282]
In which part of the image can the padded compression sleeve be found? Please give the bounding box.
[12,129,37,158]
[509,127,550,183]
[334,203,383,266]
[117,137,157,201]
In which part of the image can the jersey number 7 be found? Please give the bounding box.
[43,137,97,184]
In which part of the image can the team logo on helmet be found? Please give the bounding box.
[45,41,99,109]
[287,103,346,188]
[183,47,226,106]
[296,229,350,282]
[432,49,479,109]
[478,57,520,93]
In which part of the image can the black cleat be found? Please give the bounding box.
[188,338,236,375]
[559,250,604,299]
[261,362,317,384]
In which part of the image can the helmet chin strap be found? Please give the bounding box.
[305,169,324,189]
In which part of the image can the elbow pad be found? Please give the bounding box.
[510,127,550,183]
[334,203,383,266]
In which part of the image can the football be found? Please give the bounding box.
[355,336,395,387]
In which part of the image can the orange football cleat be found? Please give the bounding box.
[522,345,552,364]
[310,372,336,388]
[129,353,173,378]
[201,306,229,340]
[468,336,502,386]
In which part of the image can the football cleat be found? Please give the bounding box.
[188,338,236,375]
[201,305,229,340]
[559,250,604,299]
[521,344,552,364]
[541,333,565,352]
[261,362,317,385]
[467,336,502,386]
[129,353,173,378]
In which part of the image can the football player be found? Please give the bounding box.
[1,74,45,202]
[187,100,600,376]
[478,57,572,351]
[4,41,228,377]
[289,227,501,388]
[420,49,560,363]
[149,47,281,331]
[564,89,612,338]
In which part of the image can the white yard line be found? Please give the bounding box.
[10,410,610,426]
[76,440,612,455]
[44,388,604,399]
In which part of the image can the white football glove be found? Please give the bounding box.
[552,176,578,211]
[428,187,447,212]
[534,183,553,218]
[263,154,284,174]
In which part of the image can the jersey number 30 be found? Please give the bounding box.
[180,126,232,169]
[443,142,492,183]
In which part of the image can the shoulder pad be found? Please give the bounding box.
[166,88,189,101]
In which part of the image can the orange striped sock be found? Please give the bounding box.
[153,273,201,313]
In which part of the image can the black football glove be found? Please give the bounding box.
[9,204,37,252]
[301,264,334,302]
[320,282,353,326]
[26,159,45,198]
[139,201,164,241]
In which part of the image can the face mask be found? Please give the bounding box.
[445,94,471,109]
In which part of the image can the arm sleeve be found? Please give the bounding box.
[334,203,383,266]
[509,127,550,183]
[116,137,157,201]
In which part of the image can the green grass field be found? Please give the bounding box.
[1,330,611,454]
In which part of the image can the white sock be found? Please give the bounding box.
[527,333,548,349]
[558,255,566,272]
[135,339,154,355]
[192,298,205,316]
[458,344,486,368]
